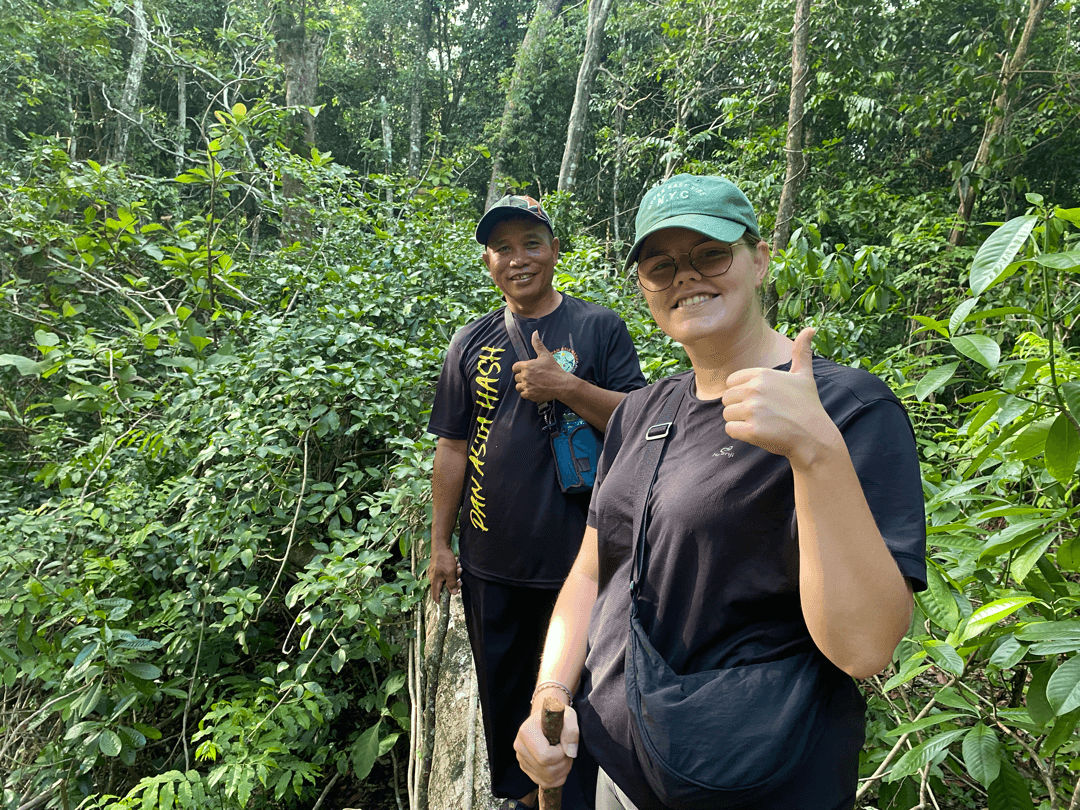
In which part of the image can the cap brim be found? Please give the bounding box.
[623,213,752,271]
[474,209,552,245]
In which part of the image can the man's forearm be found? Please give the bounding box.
[557,377,626,432]
[431,438,468,548]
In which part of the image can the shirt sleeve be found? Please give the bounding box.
[427,334,472,440]
[838,398,928,591]
[598,316,647,393]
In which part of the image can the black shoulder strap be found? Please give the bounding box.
[503,305,531,362]
[629,374,693,606]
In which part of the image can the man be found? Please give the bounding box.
[428,195,646,810]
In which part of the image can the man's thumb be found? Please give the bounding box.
[531,330,551,356]
[790,327,816,375]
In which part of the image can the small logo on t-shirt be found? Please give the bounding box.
[713,445,735,459]
[552,348,579,374]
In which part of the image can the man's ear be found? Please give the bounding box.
[551,236,560,262]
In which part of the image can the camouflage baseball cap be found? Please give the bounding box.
[624,175,760,270]
[474,194,554,245]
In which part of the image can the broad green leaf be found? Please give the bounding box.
[34,329,60,347]
[1030,248,1080,270]
[331,647,346,674]
[882,660,932,692]
[951,334,1000,370]
[1041,707,1080,755]
[915,362,959,402]
[949,298,979,335]
[1046,654,1080,715]
[1045,413,1080,483]
[1016,620,1080,641]
[884,711,972,738]
[0,354,47,376]
[923,639,964,677]
[910,315,949,337]
[1057,536,1080,572]
[98,729,122,756]
[124,662,162,681]
[988,635,1025,670]
[970,215,1037,295]
[140,783,159,810]
[979,519,1045,561]
[988,760,1033,810]
[1063,382,1080,425]
[960,596,1039,642]
[961,723,1001,786]
[885,727,968,782]
[1010,531,1058,583]
[1011,417,1054,460]
[351,722,381,781]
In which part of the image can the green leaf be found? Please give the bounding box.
[918,563,960,632]
[988,635,1025,671]
[1010,531,1058,583]
[331,647,346,674]
[970,215,1037,295]
[961,723,1000,786]
[1063,382,1080,425]
[350,722,381,781]
[98,729,123,756]
[915,362,959,402]
[0,354,48,376]
[886,727,968,782]
[960,596,1039,643]
[1045,413,1080,483]
[1041,707,1080,755]
[988,760,1033,810]
[884,711,972,738]
[950,334,1000,370]
[1030,248,1080,270]
[124,662,162,681]
[949,298,979,335]
[34,329,60,347]
[923,639,964,677]
[1046,654,1080,715]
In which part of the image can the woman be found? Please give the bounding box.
[513,175,926,809]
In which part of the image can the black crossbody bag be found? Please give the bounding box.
[503,306,600,494]
[624,374,828,808]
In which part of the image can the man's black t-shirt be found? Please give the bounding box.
[579,359,927,809]
[428,294,646,587]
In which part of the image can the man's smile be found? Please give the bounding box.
[674,293,717,309]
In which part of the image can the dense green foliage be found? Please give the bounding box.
[1,0,1079,807]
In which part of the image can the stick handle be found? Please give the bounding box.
[538,697,565,810]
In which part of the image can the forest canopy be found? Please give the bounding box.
[1,0,1079,807]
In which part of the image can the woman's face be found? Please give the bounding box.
[636,226,769,348]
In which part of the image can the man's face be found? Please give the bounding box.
[482,217,560,311]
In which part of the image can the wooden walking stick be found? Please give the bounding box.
[539,696,566,810]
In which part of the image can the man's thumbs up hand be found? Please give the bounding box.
[531,330,552,359]
[722,328,837,466]
[512,331,569,403]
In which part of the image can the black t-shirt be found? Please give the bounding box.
[579,359,927,809]
[428,294,647,587]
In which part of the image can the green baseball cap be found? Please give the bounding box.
[624,175,760,270]
[474,194,554,245]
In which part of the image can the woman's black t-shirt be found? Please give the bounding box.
[578,359,927,809]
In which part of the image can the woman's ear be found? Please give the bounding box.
[752,240,771,287]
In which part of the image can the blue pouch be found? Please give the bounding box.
[548,412,599,494]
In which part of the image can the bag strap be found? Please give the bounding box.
[629,374,692,607]
[503,305,556,430]
[503,305,531,362]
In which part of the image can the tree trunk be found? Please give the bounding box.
[766,0,812,324]
[486,0,565,207]
[175,68,187,175]
[408,0,432,177]
[948,0,1054,246]
[276,3,328,154]
[558,0,616,194]
[111,0,149,163]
